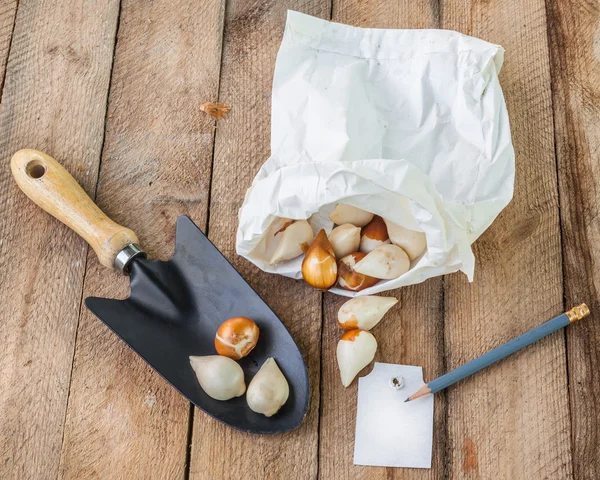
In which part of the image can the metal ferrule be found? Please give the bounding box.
[114,244,146,274]
[566,304,590,323]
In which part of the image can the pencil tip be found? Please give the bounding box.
[404,397,410,403]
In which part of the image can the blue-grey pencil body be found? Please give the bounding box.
[428,313,570,394]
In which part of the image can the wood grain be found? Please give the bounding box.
[0,0,17,88]
[11,149,139,269]
[442,1,572,478]
[188,2,329,479]
[2,1,598,478]
[0,1,120,478]
[57,0,225,477]
[546,1,600,477]
[318,3,445,479]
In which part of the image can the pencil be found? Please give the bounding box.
[405,304,590,402]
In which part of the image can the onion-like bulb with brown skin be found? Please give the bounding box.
[337,252,379,292]
[359,215,390,253]
[302,229,337,290]
[215,316,259,360]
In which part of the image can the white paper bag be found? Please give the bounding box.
[236,11,515,296]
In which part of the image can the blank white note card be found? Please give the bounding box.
[354,363,434,469]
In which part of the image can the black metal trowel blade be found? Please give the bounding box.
[85,216,309,434]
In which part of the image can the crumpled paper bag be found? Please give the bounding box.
[236,10,515,296]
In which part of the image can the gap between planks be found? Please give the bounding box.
[542,0,573,467]
[56,0,124,467]
[0,0,19,101]
[183,0,228,476]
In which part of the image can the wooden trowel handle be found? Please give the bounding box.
[11,149,141,271]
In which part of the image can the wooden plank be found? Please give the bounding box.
[0,1,119,478]
[188,2,330,479]
[0,0,17,87]
[441,1,572,477]
[332,0,440,29]
[321,287,445,480]
[318,3,446,479]
[546,1,600,477]
[57,0,225,478]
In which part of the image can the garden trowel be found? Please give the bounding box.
[11,149,309,434]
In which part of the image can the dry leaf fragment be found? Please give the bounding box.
[200,102,231,119]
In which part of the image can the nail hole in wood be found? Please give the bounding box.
[26,160,46,179]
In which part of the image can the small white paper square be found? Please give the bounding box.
[354,363,434,468]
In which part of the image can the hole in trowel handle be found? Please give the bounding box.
[26,160,46,179]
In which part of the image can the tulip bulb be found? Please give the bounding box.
[359,215,390,253]
[328,224,361,259]
[302,229,338,290]
[338,295,399,330]
[215,316,259,360]
[270,219,314,265]
[336,329,377,387]
[246,358,289,417]
[337,252,379,292]
[354,244,410,280]
[189,355,246,401]
[329,204,374,227]
[383,219,427,260]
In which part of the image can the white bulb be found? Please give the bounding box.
[328,223,361,259]
[354,244,410,280]
[383,219,426,260]
[338,295,398,330]
[270,219,314,265]
[329,204,374,227]
[336,330,377,387]
[189,355,246,401]
[246,358,289,417]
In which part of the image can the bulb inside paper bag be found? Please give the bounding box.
[236,11,515,297]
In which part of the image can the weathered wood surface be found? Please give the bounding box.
[547,1,600,478]
[57,0,225,478]
[442,0,572,478]
[0,1,119,478]
[0,0,598,478]
[0,1,17,86]
[188,2,329,479]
